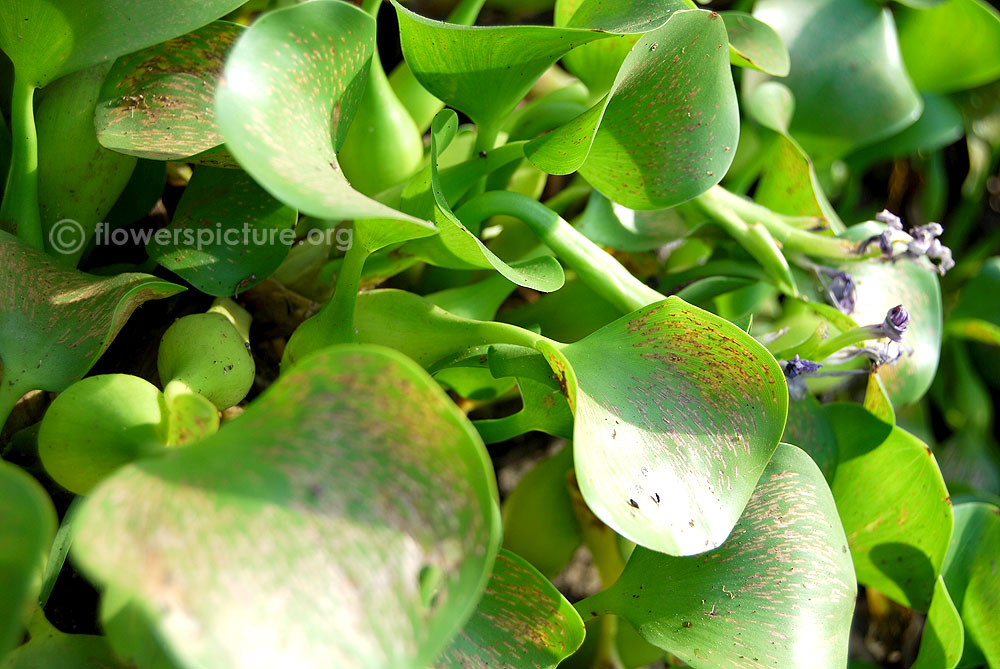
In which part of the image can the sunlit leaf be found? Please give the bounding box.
[583,443,856,667]
[72,345,501,669]
[722,11,790,76]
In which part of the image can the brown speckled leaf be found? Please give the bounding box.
[536,296,787,555]
[527,10,739,210]
[145,166,297,296]
[0,0,247,88]
[0,230,183,425]
[434,550,584,668]
[584,443,856,667]
[95,21,241,161]
[215,1,422,224]
[71,345,501,669]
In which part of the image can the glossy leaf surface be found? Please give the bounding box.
[72,345,501,669]
[527,10,739,210]
[434,550,584,668]
[827,403,952,612]
[95,21,241,161]
[537,296,787,555]
[584,444,856,667]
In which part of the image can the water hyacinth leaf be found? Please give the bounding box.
[896,0,1000,94]
[864,371,896,426]
[948,257,1000,346]
[72,345,501,669]
[0,0,246,88]
[38,374,168,496]
[582,443,856,667]
[392,0,616,143]
[527,10,739,210]
[837,238,942,406]
[95,21,241,161]
[0,230,183,427]
[911,576,964,669]
[750,0,922,160]
[722,11,790,76]
[1,618,128,669]
[0,462,57,655]
[215,1,421,225]
[145,167,297,297]
[847,94,964,171]
[406,111,564,292]
[827,403,952,612]
[37,63,137,264]
[780,394,837,481]
[536,296,787,556]
[433,549,584,668]
[941,502,1000,667]
[500,446,581,578]
[554,0,687,96]
[575,191,692,252]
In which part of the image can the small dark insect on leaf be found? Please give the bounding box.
[628,498,640,509]
[234,274,257,297]
[478,150,488,158]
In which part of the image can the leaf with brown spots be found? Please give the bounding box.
[145,166,297,297]
[215,1,426,229]
[0,0,247,88]
[0,230,184,428]
[536,296,788,556]
[71,345,502,669]
[827,403,953,612]
[555,0,688,96]
[941,502,1000,667]
[526,10,739,210]
[95,21,242,162]
[434,550,584,668]
[0,462,57,655]
[581,443,856,667]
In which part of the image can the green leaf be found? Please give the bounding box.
[537,296,787,555]
[583,443,856,667]
[215,1,422,225]
[145,166,297,297]
[846,93,964,170]
[95,21,242,161]
[527,10,739,210]
[896,0,1000,94]
[555,0,687,96]
[948,257,1000,346]
[781,395,837,481]
[838,240,943,406]
[575,191,692,253]
[863,371,896,427]
[750,0,922,159]
[392,0,615,143]
[941,502,1000,667]
[404,111,565,291]
[38,374,168,496]
[72,345,501,669]
[500,445,581,578]
[911,576,964,669]
[473,375,574,443]
[722,11,790,76]
[827,403,953,612]
[1,619,127,669]
[0,0,246,88]
[0,462,57,655]
[433,549,584,668]
[0,230,184,427]
[37,64,136,264]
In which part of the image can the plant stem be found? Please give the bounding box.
[317,238,370,344]
[800,325,883,362]
[1,75,42,250]
[448,0,487,23]
[697,186,860,261]
[456,191,664,313]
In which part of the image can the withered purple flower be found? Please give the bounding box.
[826,271,856,314]
[881,305,909,342]
[783,355,824,379]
